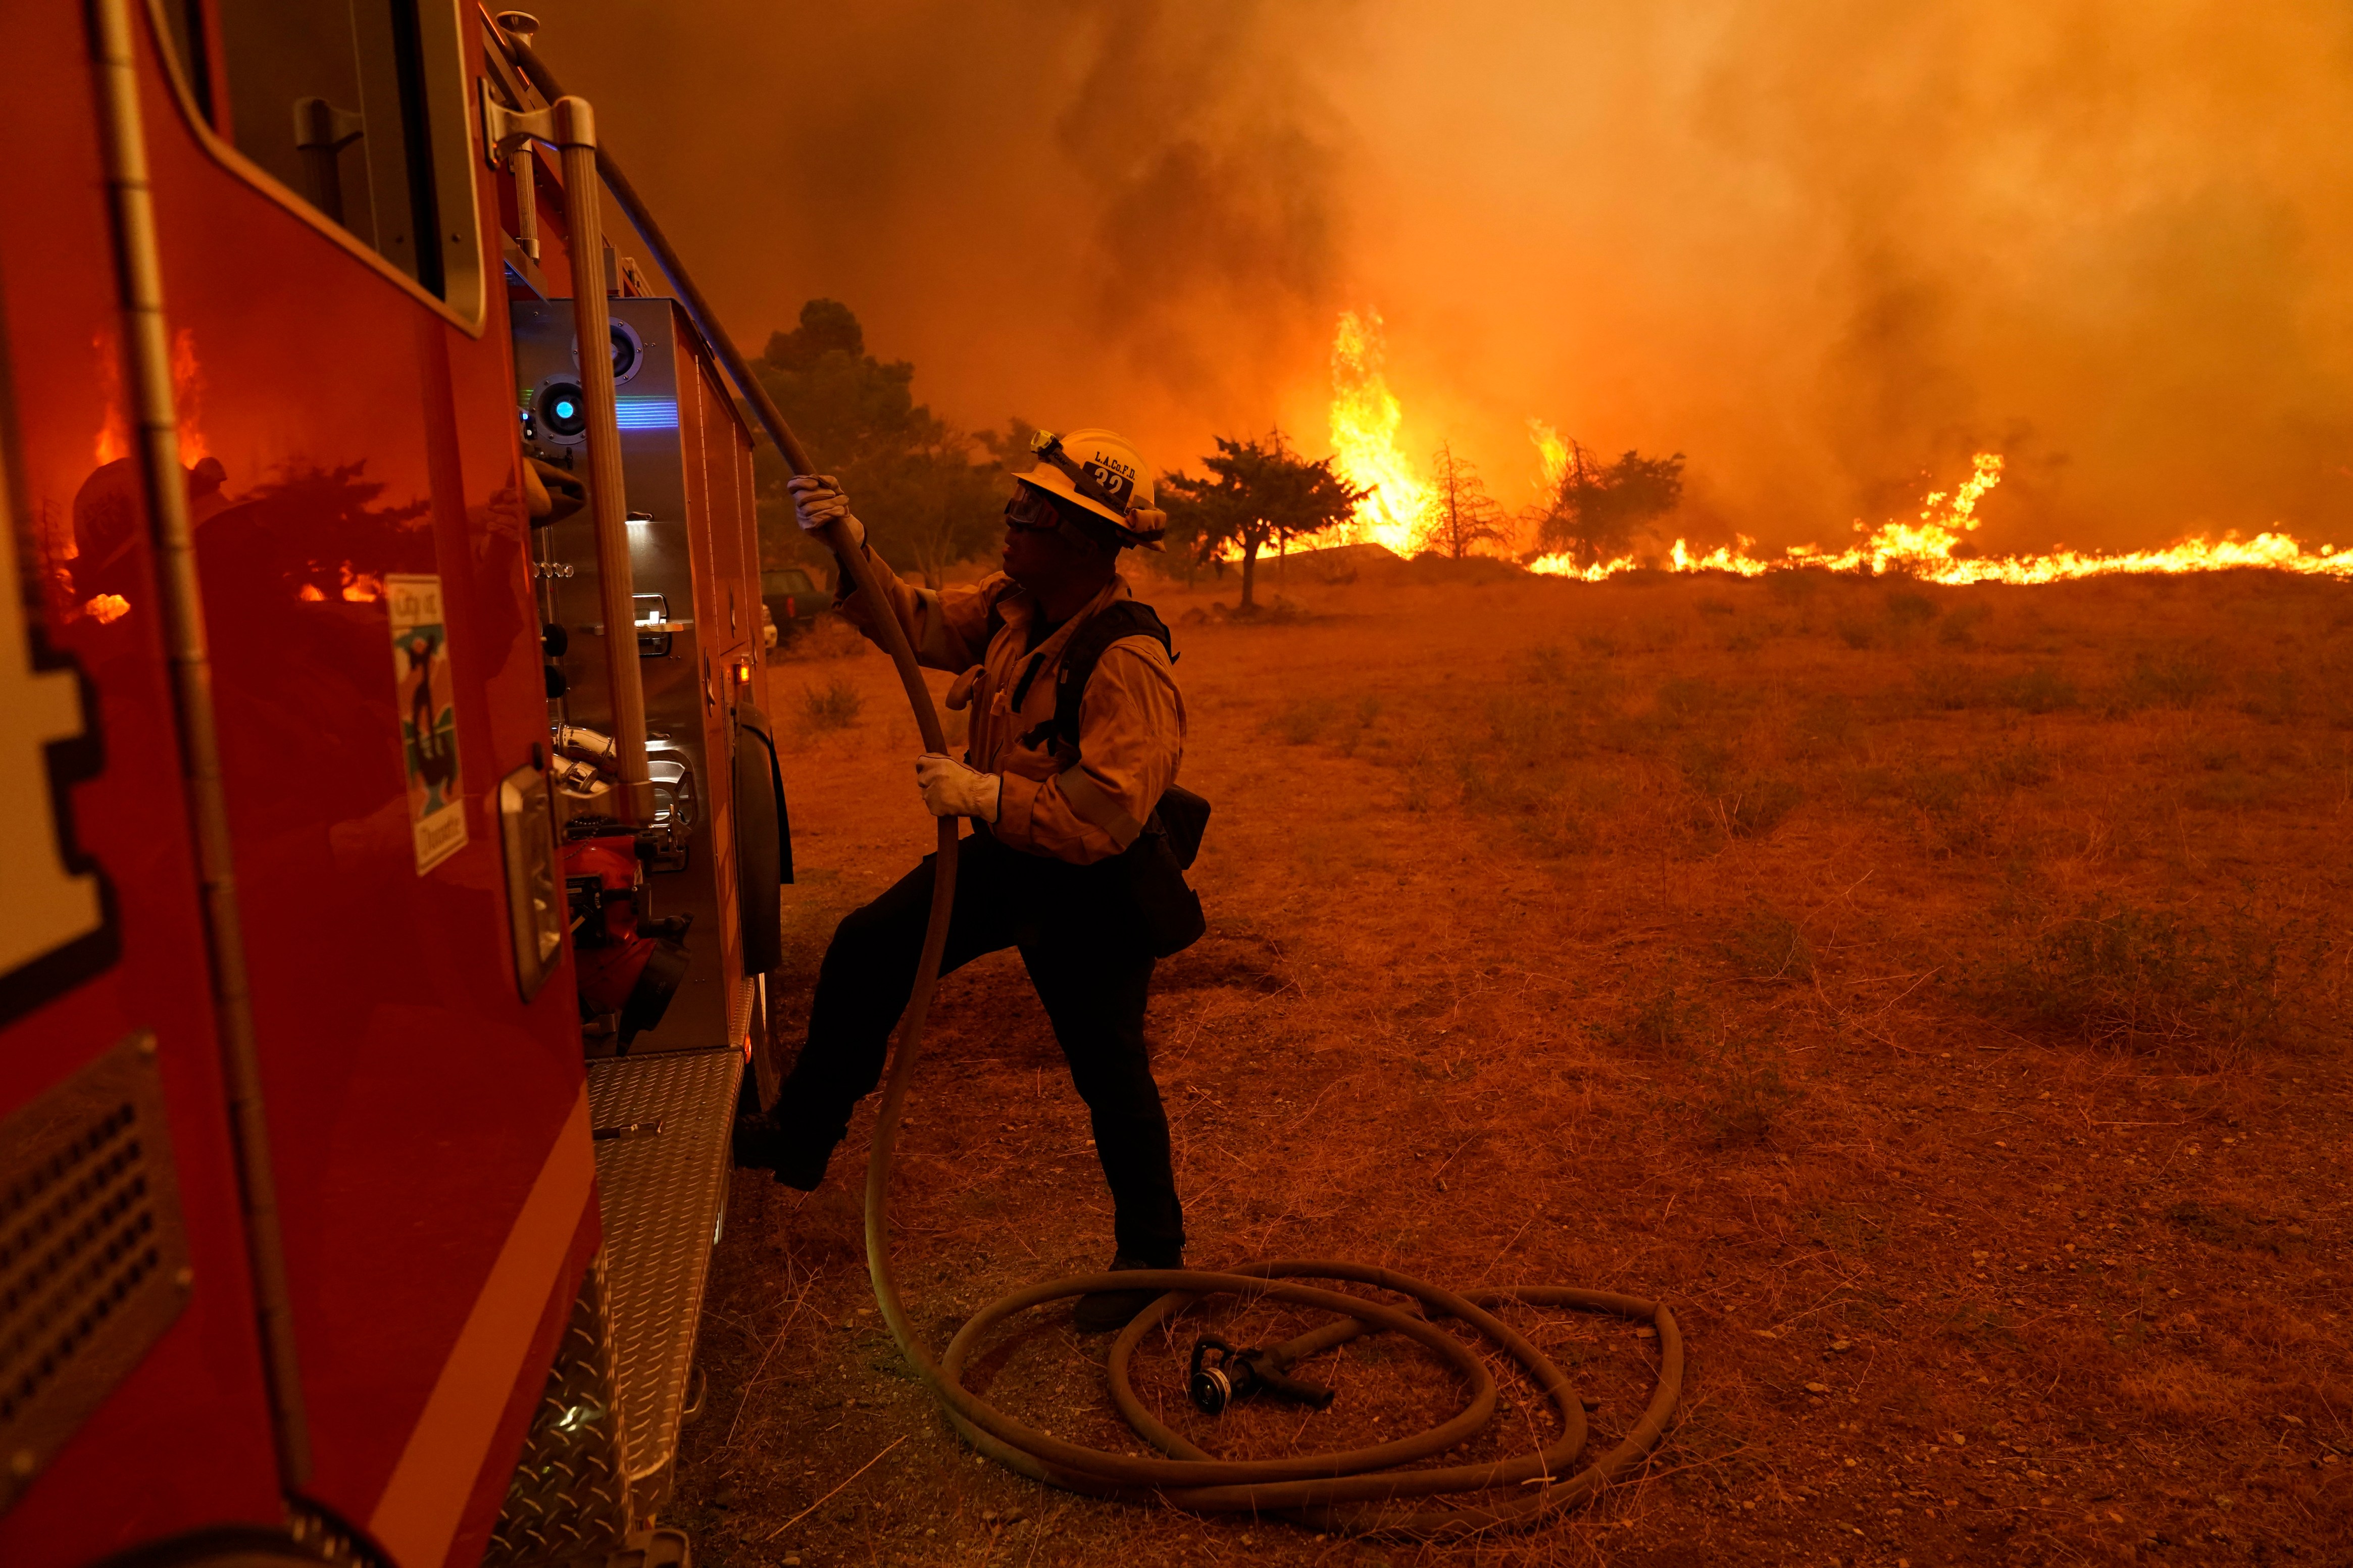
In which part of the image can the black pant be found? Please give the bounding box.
[778,829,1185,1263]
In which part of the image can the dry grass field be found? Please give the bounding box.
[674,559,2352,1567]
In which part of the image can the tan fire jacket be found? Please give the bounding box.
[837,552,1185,866]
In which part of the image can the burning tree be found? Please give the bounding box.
[1530,442,1687,568]
[1162,432,1365,611]
[1422,441,1509,560]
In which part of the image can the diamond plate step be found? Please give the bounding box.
[483,1252,632,1568]
[587,1046,742,1510]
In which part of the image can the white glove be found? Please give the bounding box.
[915,752,1000,822]
[788,474,864,548]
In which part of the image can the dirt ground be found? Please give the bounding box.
[672,558,2351,1567]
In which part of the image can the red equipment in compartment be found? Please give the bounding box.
[564,833,690,1042]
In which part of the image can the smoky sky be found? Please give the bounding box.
[534,0,2353,550]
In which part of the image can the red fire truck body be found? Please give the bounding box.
[1,5,778,1564]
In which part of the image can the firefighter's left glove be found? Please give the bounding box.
[788,474,864,549]
[915,752,1000,822]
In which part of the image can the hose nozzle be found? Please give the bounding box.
[1187,1336,1334,1416]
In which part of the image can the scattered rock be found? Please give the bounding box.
[1829,1340,1852,1353]
[1806,1382,1832,1395]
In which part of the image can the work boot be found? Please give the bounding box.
[731,1111,836,1192]
[1072,1253,1180,1334]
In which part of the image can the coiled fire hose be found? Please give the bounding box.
[817,520,1682,1535]
[830,529,1686,1531]
[821,527,1683,1535]
[492,23,1683,1529]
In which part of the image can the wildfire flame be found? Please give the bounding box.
[1320,311,2353,580]
[1527,419,1569,494]
[1530,450,2353,583]
[1327,310,1429,554]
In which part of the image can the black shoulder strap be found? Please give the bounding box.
[1050,599,1173,752]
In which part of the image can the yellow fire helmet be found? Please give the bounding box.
[1018,427,1168,550]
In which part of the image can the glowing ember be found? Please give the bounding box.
[1327,310,1429,553]
[81,594,130,625]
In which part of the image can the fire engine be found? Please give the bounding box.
[0,5,794,1563]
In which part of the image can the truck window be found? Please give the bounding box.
[205,0,451,296]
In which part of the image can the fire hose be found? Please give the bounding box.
[495,19,1683,1534]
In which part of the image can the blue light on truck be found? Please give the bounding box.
[615,397,679,430]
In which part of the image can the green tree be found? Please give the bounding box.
[871,426,1006,589]
[1423,441,1509,560]
[748,299,1005,587]
[1531,442,1687,567]
[1162,432,1366,611]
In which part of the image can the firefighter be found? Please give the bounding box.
[737,429,1189,1332]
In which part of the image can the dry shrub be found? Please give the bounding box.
[1976,740,2056,789]
[1834,616,1879,649]
[1913,657,1987,710]
[1939,601,1992,645]
[1917,659,2079,713]
[2115,1356,2251,1424]
[2110,645,2222,712]
[779,613,867,662]
[800,677,864,731]
[1885,587,1940,626]
[1976,898,2291,1063]
[1997,663,2079,712]
[1221,594,1312,624]
[1265,697,1338,745]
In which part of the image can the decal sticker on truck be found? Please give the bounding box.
[388,573,467,873]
